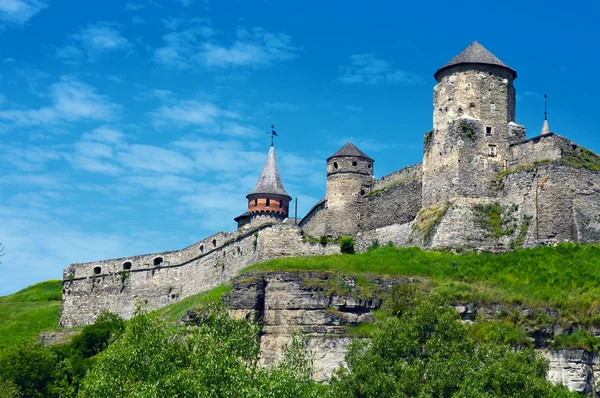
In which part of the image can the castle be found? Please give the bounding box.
[60,42,600,327]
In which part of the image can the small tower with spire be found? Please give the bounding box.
[234,144,291,230]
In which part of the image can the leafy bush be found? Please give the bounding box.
[339,236,355,254]
[331,299,578,397]
[79,304,323,397]
[0,340,59,398]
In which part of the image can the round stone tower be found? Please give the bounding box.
[234,145,291,229]
[422,41,522,207]
[325,142,374,236]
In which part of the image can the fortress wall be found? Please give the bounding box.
[501,164,600,243]
[364,174,422,231]
[372,163,422,191]
[508,134,564,168]
[60,224,339,327]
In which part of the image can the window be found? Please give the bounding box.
[352,161,357,166]
[488,145,497,157]
[368,164,372,169]
[212,239,217,247]
[254,199,257,206]
[266,198,270,207]
[199,245,204,253]
[485,126,493,136]
[333,162,338,169]
[153,257,164,266]
[490,104,496,114]
[123,261,132,270]
[93,266,101,275]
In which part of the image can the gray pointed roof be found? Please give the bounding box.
[434,41,517,79]
[247,146,291,199]
[541,119,551,135]
[327,142,373,161]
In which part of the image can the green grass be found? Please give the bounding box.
[242,244,600,325]
[0,280,62,346]
[153,284,233,323]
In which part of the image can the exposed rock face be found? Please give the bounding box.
[543,350,600,395]
[223,271,600,394]
[226,271,410,381]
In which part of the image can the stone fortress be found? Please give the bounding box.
[61,41,600,330]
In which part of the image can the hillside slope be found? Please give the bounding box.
[0,280,62,346]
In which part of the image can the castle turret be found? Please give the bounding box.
[422,41,523,207]
[324,142,374,236]
[235,145,291,229]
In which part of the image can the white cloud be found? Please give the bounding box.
[131,15,145,24]
[152,99,238,126]
[339,53,422,85]
[153,23,297,69]
[124,2,144,11]
[265,102,303,111]
[0,76,120,126]
[0,0,47,28]
[81,126,124,144]
[58,22,132,63]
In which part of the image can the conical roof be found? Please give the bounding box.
[541,119,551,135]
[434,41,517,79]
[247,146,290,198]
[327,142,373,161]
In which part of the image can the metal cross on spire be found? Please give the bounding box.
[266,124,278,146]
[544,94,548,121]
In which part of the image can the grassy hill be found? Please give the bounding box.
[2,243,600,347]
[0,280,62,346]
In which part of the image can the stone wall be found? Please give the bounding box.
[364,164,422,231]
[60,224,339,327]
[508,133,564,168]
[500,163,600,243]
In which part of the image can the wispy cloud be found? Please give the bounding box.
[57,22,132,63]
[0,76,120,127]
[339,53,421,85]
[265,102,303,111]
[153,22,298,69]
[0,0,47,29]
[151,99,238,126]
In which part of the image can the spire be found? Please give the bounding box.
[541,94,551,134]
[434,41,517,80]
[247,146,290,199]
[327,142,373,161]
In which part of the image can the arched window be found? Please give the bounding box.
[93,266,101,275]
[333,162,338,169]
[368,164,372,169]
[153,257,164,266]
[212,239,217,247]
[123,261,132,270]
[199,245,204,253]
[352,161,357,166]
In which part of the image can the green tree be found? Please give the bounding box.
[79,304,323,397]
[330,299,577,398]
[0,340,59,398]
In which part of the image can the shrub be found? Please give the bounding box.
[339,237,355,254]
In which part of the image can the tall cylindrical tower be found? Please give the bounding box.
[422,41,521,207]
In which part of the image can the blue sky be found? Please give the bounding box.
[1,0,599,295]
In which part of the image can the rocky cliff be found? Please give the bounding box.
[216,271,600,394]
